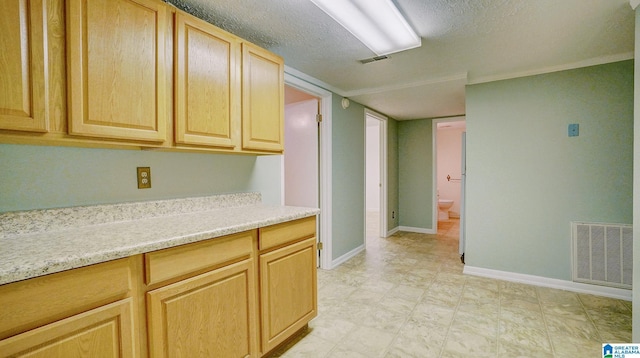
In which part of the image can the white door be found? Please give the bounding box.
[460,132,466,260]
[284,75,332,270]
[364,109,388,241]
[365,116,381,240]
[284,99,318,208]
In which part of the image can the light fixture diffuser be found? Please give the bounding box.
[309,0,421,56]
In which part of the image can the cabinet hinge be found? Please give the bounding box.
[317,242,323,250]
[316,114,322,123]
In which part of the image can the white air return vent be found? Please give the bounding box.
[572,222,632,289]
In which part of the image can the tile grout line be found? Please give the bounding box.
[437,221,464,357]
[577,294,605,344]
[319,270,374,358]
[536,287,558,357]
[381,277,437,357]
[437,273,466,357]
[497,280,503,356]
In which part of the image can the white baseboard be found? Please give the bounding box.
[398,226,436,234]
[463,266,632,301]
[331,244,365,268]
[386,226,400,237]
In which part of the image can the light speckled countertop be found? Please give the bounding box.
[0,193,319,286]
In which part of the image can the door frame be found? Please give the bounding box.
[284,72,333,270]
[364,109,388,239]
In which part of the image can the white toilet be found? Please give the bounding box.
[438,199,454,221]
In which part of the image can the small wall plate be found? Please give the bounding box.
[568,123,579,137]
[137,167,151,189]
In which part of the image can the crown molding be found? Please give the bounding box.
[469,52,634,85]
[283,65,346,96]
[343,72,468,97]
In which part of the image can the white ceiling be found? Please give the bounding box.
[167,0,635,120]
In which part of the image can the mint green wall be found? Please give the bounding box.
[632,7,640,343]
[398,119,434,230]
[331,95,366,259]
[0,144,282,212]
[466,60,634,280]
[249,155,284,205]
[387,118,399,230]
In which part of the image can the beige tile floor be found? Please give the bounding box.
[270,216,632,358]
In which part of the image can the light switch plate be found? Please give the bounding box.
[568,123,579,137]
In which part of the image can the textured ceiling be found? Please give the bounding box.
[167,0,635,120]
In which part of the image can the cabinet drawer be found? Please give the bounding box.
[0,298,136,358]
[259,216,316,251]
[144,230,255,286]
[0,257,136,340]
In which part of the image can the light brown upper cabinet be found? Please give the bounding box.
[242,43,284,153]
[0,0,49,132]
[66,0,167,142]
[174,12,241,149]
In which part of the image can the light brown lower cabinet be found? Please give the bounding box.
[258,216,318,354]
[0,257,140,358]
[147,259,257,358]
[0,216,317,358]
[0,299,136,358]
[259,237,317,354]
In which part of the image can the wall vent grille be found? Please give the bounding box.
[359,55,389,64]
[572,222,632,289]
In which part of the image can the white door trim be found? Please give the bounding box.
[365,108,388,239]
[284,72,333,270]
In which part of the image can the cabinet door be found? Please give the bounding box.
[241,43,284,153]
[147,259,257,358]
[0,0,49,132]
[260,237,317,353]
[0,298,136,358]
[66,0,167,142]
[175,12,240,149]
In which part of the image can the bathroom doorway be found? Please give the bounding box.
[433,117,466,254]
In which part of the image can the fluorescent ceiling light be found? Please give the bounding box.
[309,0,421,56]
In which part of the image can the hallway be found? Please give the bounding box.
[271,219,632,357]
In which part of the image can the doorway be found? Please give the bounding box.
[283,73,333,269]
[284,86,320,267]
[433,117,466,256]
[365,109,388,246]
[283,87,318,208]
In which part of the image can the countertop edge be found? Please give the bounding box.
[0,206,319,286]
